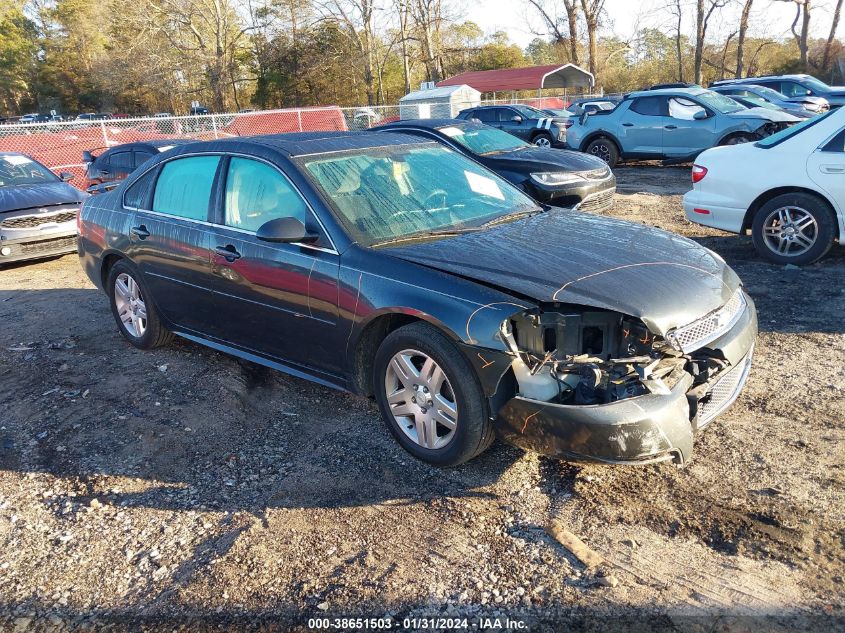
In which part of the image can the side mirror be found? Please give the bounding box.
[59,172,74,181]
[255,217,317,244]
[693,110,709,120]
[82,151,93,163]
[511,115,523,123]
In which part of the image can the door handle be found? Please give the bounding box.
[820,165,845,174]
[622,122,634,127]
[130,225,150,239]
[215,244,241,262]
[665,125,678,130]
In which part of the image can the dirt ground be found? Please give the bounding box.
[0,165,843,632]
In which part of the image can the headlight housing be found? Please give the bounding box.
[530,172,585,186]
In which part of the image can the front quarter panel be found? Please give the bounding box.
[339,246,533,378]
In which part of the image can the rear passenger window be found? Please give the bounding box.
[630,97,665,116]
[152,156,220,221]
[124,169,157,209]
[109,151,133,172]
[224,157,309,232]
[473,109,496,123]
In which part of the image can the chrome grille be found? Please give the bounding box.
[668,290,746,353]
[576,188,615,212]
[1,210,78,229]
[698,348,754,427]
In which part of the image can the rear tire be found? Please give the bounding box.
[751,192,836,265]
[107,260,174,349]
[373,322,493,467]
[585,137,619,168]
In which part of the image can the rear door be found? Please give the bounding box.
[124,155,219,333]
[662,96,717,157]
[205,156,342,375]
[617,96,667,154]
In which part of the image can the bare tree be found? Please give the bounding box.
[579,0,605,79]
[776,0,811,71]
[396,0,412,93]
[735,0,753,77]
[822,0,843,73]
[410,0,446,83]
[694,0,729,85]
[666,0,685,82]
[525,0,580,64]
[317,0,379,105]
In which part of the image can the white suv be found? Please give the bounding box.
[683,109,845,264]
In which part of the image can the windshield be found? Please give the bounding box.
[802,76,833,94]
[437,125,530,155]
[0,155,59,187]
[755,109,835,148]
[696,90,746,113]
[750,85,788,101]
[302,144,540,246]
[512,105,548,118]
[741,95,779,110]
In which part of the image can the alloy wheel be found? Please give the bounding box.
[384,349,458,450]
[534,136,552,148]
[114,272,147,337]
[589,143,611,163]
[762,206,818,257]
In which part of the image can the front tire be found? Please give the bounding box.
[751,192,836,265]
[533,132,553,148]
[373,322,494,466]
[585,137,619,168]
[107,260,174,349]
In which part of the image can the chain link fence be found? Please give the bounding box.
[0,95,605,191]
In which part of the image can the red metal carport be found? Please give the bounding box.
[437,64,594,94]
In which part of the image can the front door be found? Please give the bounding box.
[206,156,342,376]
[807,127,845,221]
[124,156,219,333]
[662,97,717,157]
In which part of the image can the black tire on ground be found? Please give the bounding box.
[585,137,620,168]
[107,259,174,349]
[373,322,494,467]
[532,132,554,148]
[751,192,836,265]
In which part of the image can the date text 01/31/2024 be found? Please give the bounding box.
[307,617,528,630]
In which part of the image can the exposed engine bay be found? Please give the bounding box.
[755,121,792,138]
[500,306,730,406]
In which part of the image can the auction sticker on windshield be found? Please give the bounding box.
[465,170,504,200]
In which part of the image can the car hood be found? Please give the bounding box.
[384,210,741,335]
[483,147,610,175]
[784,95,828,107]
[0,182,86,214]
[726,107,799,123]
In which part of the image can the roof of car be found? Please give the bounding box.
[626,87,709,98]
[375,118,478,130]
[175,131,434,158]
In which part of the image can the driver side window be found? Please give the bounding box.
[668,97,707,121]
[224,157,309,232]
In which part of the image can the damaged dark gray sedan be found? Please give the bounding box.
[77,132,756,467]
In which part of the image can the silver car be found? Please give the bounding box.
[0,153,86,264]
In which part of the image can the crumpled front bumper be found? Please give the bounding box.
[493,293,758,465]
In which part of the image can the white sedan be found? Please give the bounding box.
[683,108,845,264]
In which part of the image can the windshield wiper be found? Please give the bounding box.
[371,227,481,247]
[481,207,544,228]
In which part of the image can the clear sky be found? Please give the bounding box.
[470,0,840,50]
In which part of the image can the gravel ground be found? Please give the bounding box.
[0,165,843,632]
